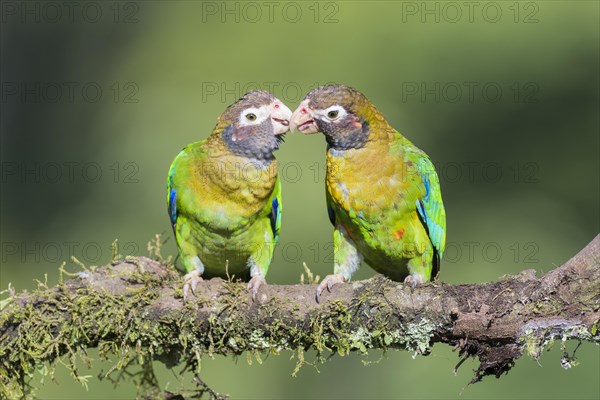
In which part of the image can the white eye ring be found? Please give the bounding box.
[323,105,346,121]
[239,106,268,126]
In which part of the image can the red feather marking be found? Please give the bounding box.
[394,228,405,240]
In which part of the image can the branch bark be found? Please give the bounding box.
[1,235,599,398]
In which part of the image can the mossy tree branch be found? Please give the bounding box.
[1,235,599,398]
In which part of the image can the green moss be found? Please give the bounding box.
[0,265,442,399]
[12,237,599,398]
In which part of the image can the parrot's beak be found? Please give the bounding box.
[270,100,292,136]
[290,100,318,134]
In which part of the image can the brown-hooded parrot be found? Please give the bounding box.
[167,90,291,301]
[290,84,446,301]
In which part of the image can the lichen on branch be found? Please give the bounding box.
[1,235,599,399]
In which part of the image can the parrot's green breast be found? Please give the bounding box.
[168,139,280,278]
[326,130,444,281]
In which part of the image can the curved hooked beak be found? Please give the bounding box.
[270,100,292,136]
[290,100,318,134]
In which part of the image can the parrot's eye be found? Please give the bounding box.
[327,110,339,119]
[246,113,257,121]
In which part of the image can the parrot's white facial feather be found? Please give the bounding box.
[237,100,291,135]
[316,105,348,122]
[238,105,270,126]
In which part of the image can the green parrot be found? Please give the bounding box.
[167,90,291,301]
[290,84,446,301]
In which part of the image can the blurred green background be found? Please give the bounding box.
[1,1,598,398]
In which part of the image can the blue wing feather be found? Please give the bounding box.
[415,157,446,276]
[167,164,178,230]
[270,197,280,240]
[327,204,336,226]
[168,188,177,227]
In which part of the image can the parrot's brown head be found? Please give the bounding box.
[215,90,292,160]
[290,84,387,150]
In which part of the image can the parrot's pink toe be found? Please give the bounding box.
[183,270,203,303]
[316,274,347,303]
[404,275,424,288]
[248,275,267,302]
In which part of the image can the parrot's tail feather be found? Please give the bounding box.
[431,248,440,280]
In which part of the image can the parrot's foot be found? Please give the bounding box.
[404,274,425,288]
[316,274,347,303]
[247,275,267,302]
[183,270,203,302]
